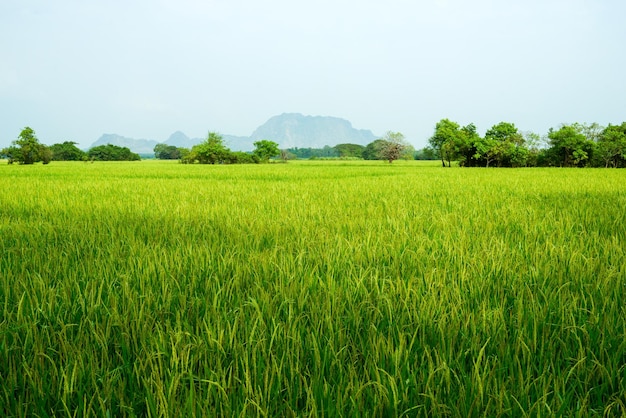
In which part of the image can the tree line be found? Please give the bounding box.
[0,127,282,165]
[4,121,626,167]
[1,127,142,163]
[428,119,626,168]
[155,134,281,164]
[283,120,626,168]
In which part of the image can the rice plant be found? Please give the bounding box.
[1,160,624,416]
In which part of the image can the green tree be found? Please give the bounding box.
[455,123,481,167]
[88,144,141,161]
[546,124,595,167]
[50,141,86,161]
[482,122,526,167]
[253,140,280,162]
[186,132,232,164]
[596,123,626,168]
[429,119,462,167]
[0,145,21,164]
[362,139,386,160]
[154,144,183,160]
[473,136,501,168]
[334,143,365,158]
[2,127,51,164]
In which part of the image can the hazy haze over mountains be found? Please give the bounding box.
[89,113,379,153]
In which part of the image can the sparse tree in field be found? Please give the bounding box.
[253,140,280,162]
[377,131,409,163]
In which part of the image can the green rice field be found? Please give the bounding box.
[1,160,625,416]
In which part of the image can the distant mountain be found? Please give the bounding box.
[163,131,253,151]
[164,131,201,149]
[250,113,377,149]
[90,134,159,154]
[88,113,379,153]
[222,134,255,151]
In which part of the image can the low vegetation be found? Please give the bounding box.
[1,160,624,416]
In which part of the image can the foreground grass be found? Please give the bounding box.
[1,160,625,416]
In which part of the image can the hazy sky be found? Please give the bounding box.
[1,0,624,149]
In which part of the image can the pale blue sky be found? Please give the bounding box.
[1,0,624,149]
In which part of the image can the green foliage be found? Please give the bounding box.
[88,144,141,161]
[1,161,625,416]
[471,122,527,167]
[49,141,86,161]
[429,118,462,167]
[1,127,51,164]
[231,151,260,164]
[284,146,338,159]
[253,140,280,162]
[0,145,21,164]
[362,139,387,160]
[185,132,231,164]
[414,146,439,160]
[180,132,262,164]
[334,143,365,158]
[594,123,626,168]
[547,124,595,167]
[154,143,184,160]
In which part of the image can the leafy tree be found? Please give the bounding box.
[232,151,259,164]
[154,144,183,160]
[88,144,141,161]
[429,119,462,167]
[377,131,409,163]
[546,125,595,167]
[334,143,365,158]
[0,145,21,164]
[253,140,280,162]
[454,123,481,167]
[485,122,522,143]
[50,141,86,161]
[595,123,626,168]
[2,127,51,164]
[483,122,526,167]
[473,136,501,168]
[362,140,386,160]
[573,122,604,143]
[40,147,53,164]
[184,132,232,164]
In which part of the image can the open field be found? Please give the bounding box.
[1,160,625,416]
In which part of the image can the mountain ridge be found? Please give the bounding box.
[88,113,380,153]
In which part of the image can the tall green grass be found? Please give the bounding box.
[1,160,625,416]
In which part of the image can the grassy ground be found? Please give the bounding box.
[1,160,625,416]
